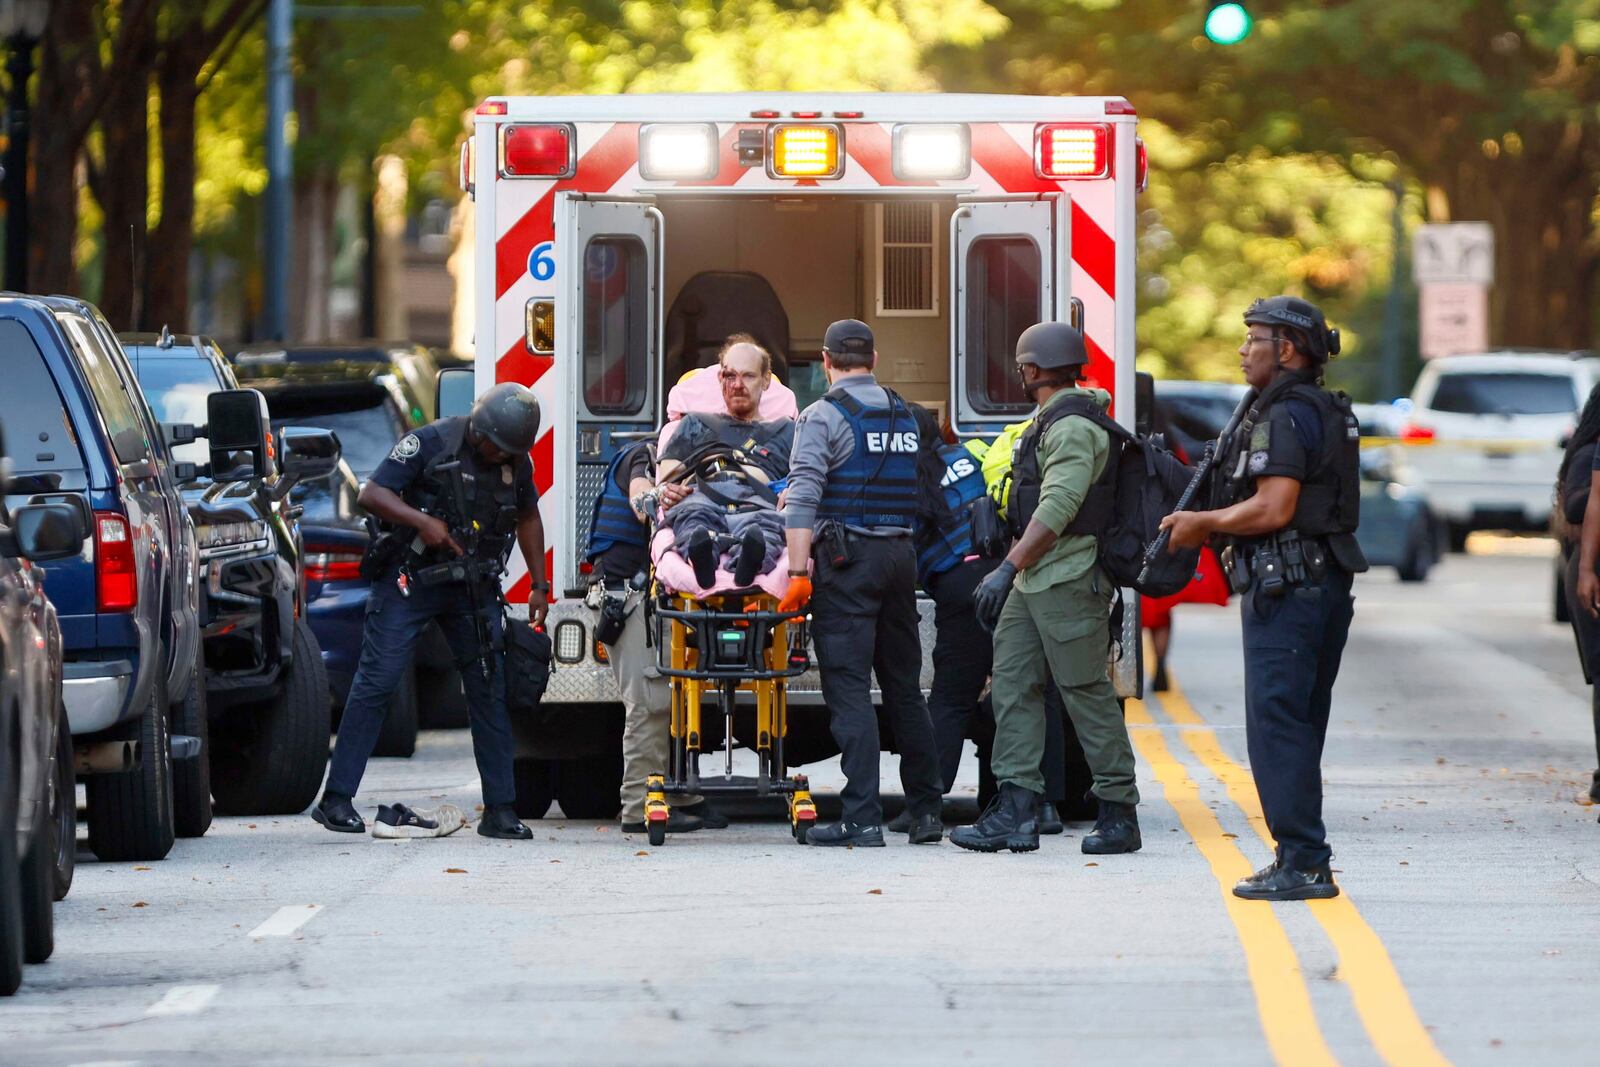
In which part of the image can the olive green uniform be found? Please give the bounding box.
[988,387,1139,805]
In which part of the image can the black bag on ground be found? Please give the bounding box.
[504,619,552,717]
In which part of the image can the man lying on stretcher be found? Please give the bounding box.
[652,335,795,590]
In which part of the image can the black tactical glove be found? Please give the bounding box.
[972,560,1017,632]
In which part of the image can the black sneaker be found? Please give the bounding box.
[1589,770,1600,805]
[806,821,885,847]
[1233,861,1340,901]
[477,803,533,840]
[686,530,718,588]
[372,803,466,839]
[732,527,765,587]
[621,810,704,834]
[1082,799,1141,854]
[885,809,915,834]
[949,782,1040,853]
[1039,802,1064,835]
[676,800,728,829]
[907,813,943,845]
[312,794,364,834]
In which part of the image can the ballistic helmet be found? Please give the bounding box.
[1014,322,1089,371]
[1244,296,1341,363]
[469,383,541,455]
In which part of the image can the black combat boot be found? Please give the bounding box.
[1233,860,1339,901]
[949,782,1041,853]
[1081,799,1141,855]
[312,793,364,834]
[477,804,533,840]
[906,812,943,845]
[1589,769,1600,805]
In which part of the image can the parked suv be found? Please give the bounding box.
[1403,351,1600,550]
[233,345,467,751]
[0,428,86,996]
[125,331,340,815]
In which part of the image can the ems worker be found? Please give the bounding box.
[780,319,944,847]
[1160,296,1365,901]
[312,384,548,841]
[951,322,1141,856]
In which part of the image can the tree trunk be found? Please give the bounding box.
[92,12,154,331]
[290,166,337,340]
[31,0,99,295]
[146,42,203,333]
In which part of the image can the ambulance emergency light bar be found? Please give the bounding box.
[892,124,971,181]
[1035,123,1112,180]
[499,123,576,178]
[768,124,844,179]
[639,123,719,181]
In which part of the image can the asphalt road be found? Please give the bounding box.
[2,544,1597,1066]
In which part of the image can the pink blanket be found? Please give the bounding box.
[651,527,792,599]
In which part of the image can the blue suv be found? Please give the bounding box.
[0,296,272,860]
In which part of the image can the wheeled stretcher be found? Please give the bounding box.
[645,589,816,846]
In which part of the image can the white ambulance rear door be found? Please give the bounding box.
[949,193,1076,436]
[556,194,664,587]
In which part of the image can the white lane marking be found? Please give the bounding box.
[248,903,324,939]
[145,984,219,1017]
[69,1062,143,1067]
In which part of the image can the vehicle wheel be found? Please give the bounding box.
[1397,528,1434,583]
[647,820,666,847]
[417,665,468,729]
[171,659,213,838]
[1446,523,1471,553]
[1555,563,1572,624]
[86,674,175,862]
[555,752,623,820]
[512,757,557,820]
[372,665,419,758]
[49,698,75,901]
[19,814,53,964]
[212,620,330,816]
[1,710,25,995]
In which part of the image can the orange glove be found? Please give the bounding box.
[778,575,812,615]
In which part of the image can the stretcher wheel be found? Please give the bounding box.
[792,820,809,845]
[647,821,666,847]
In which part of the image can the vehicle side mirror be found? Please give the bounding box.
[1134,371,1155,437]
[265,427,340,501]
[206,388,271,480]
[11,501,86,562]
[436,366,475,420]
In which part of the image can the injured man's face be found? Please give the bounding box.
[719,343,769,420]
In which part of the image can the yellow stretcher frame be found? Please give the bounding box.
[644,589,816,846]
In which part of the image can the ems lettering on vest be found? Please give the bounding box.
[941,455,978,488]
[866,431,920,454]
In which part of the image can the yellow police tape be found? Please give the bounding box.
[1146,677,1454,1067]
[1362,435,1554,453]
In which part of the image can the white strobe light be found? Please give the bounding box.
[892,124,971,181]
[639,123,720,181]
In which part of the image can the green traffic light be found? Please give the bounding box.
[1205,2,1252,45]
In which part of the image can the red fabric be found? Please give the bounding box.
[1140,545,1230,630]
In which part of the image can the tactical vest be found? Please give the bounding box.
[404,416,522,568]
[1006,395,1114,539]
[817,389,920,529]
[585,443,651,562]
[915,442,986,584]
[1218,372,1362,546]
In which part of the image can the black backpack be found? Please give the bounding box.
[1010,398,1199,598]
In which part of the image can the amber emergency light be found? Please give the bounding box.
[769,124,844,179]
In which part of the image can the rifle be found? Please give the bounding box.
[407,460,498,683]
[1137,387,1259,587]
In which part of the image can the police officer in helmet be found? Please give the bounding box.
[313,383,551,840]
[1160,296,1366,900]
[952,322,1141,855]
[780,319,945,847]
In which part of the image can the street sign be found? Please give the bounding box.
[1413,222,1494,286]
[1419,282,1489,359]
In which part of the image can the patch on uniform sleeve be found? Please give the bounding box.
[1249,422,1271,452]
[390,433,422,461]
[1248,450,1270,474]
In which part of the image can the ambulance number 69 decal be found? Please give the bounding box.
[528,241,556,282]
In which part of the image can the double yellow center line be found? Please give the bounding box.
[1128,675,1452,1067]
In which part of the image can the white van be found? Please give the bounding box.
[1402,351,1600,549]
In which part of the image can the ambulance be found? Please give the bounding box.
[458,94,1145,814]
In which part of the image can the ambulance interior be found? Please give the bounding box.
[654,195,1037,428]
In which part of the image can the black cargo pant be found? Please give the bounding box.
[1241,565,1355,871]
[811,534,943,826]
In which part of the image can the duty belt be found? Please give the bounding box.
[1222,530,1329,597]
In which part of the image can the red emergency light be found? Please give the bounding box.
[475,100,508,116]
[1035,123,1111,180]
[500,123,576,178]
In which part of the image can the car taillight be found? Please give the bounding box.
[304,549,364,583]
[1400,423,1436,444]
[499,123,575,178]
[94,512,137,612]
[1035,123,1111,179]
